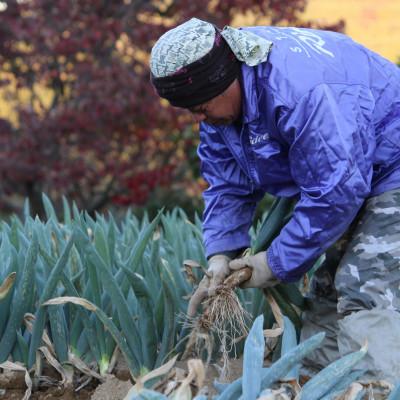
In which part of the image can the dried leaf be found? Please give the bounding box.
[108,346,120,374]
[125,354,179,396]
[24,313,55,355]
[169,358,205,400]
[38,346,71,387]
[0,272,16,300]
[341,382,364,400]
[183,260,202,269]
[187,359,205,389]
[68,351,103,381]
[43,296,96,311]
[264,292,284,330]
[139,354,179,385]
[263,327,284,338]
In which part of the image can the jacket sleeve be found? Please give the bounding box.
[267,83,376,282]
[198,122,264,258]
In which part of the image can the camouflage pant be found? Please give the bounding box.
[301,188,400,382]
[312,187,400,314]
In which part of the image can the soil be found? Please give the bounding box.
[0,367,104,400]
[0,386,95,400]
[0,356,134,399]
[0,356,245,400]
[194,357,244,397]
[90,376,132,400]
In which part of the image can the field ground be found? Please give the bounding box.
[0,355,245,399]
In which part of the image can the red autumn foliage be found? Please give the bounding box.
[0,0,344,216]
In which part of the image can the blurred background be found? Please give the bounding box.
[0,0,398,220]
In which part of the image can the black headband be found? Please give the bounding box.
[150,30,240,108]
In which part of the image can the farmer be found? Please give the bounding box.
[149,18,400,383]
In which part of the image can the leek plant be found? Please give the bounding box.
[0,194,272,381]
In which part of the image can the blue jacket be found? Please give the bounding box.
[198,27,400,282]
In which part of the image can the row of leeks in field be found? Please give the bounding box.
[127,315,400,400]
[0,195,205,379]
[0,194,279,388]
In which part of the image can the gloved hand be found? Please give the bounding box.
[207,254,231,296]
[229,252,278,289]
[186,254,230,318]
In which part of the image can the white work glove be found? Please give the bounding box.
[229,252,278,289]
[187,254,230,318]
[207,254,231,295]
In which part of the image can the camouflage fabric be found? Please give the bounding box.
[150,19,215,78]
[150,18,272,78]
[220,26,273,67]
[307,187,400,314]
[301,188,400,383]
[335,188,400,314]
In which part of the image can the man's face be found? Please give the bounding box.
[187,79,242,126]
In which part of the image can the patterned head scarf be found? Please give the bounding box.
[150,18,272,108]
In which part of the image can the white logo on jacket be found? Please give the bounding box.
[267,27,335,58]
[250,133,270,145]
[288,28,334,58]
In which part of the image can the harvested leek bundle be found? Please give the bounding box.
[181,197,300,372]
[182,268,252,377]
[182,197,300,361]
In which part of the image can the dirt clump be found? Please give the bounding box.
[90,375,132,400]
[0,369,26,389]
